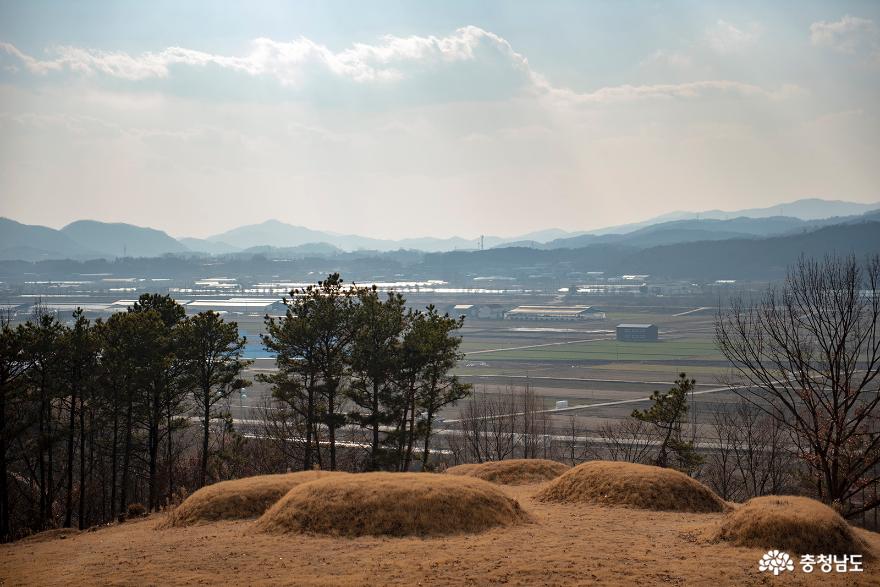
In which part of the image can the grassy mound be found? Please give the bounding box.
[255,472,530,537]
[446,459,570,485]
[165,471,344,527]
[709,495,867,555]
[536,460,726,513]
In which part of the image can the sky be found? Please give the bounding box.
[1,1,879,240]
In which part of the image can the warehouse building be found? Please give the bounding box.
[505,305,605,321]
[616,323,659,342]
[448,303,510,320]
[185,298,286,316]
[450,304,475,318]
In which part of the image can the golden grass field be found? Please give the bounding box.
[707,495,868,556]
[164,470,346,527]
[2,464,879,586]
[537,461,728,513]
[255,472,528,537]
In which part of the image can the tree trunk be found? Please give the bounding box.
[46,393,55,529]
[396,399,408,472]
[88,411,96,524]
[0,374,8,542]
[0,461,5,541]
[77,401,87,529]
[64,385,77,528]
[166,402,174,505]
[109,387,120,521]
[119,395,134,519]
[313,426,323,470]
[421,407,434,469]
[38,392,46,528]
[371,381,380,470]
[403,387,416,471]
[327,382,337,471]
[148,386,160,511]
[200,387,210,488]
[304,375,314,470]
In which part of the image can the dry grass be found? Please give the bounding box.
[3,484,880,585]
[163,471,345,527]
[255,472,530,537]
[536,460,727,513]
[446,459,570,485]
[18,528,81,544]
[707,495,870,556]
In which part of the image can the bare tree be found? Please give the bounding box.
[702,399,798,501]
[518,383,551,459]
[592,418,656,464]
[730,400,796,499]
[556,415,591,466]
[703,408,741,501]
[447,384,549,464]
[255,395,311,471]
[716,254,880,517]
[451,388,516,463]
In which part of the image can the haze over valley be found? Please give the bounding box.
[2,2,880,585]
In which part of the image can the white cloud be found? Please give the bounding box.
[535,79,803,106]
[1,26,526,84]
[810,15,878,57]
[706,20,761,54]
[0,26,800,107]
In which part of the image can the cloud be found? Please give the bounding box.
[1,27,526,84]
[705,20,761,54]
[535,80,803,106]
[810,15,878,57]
[0,26,800,107]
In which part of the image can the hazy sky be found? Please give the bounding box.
[1,1,879,239]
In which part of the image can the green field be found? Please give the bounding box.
[463,339,721,362]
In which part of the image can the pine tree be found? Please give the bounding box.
[347,287,408,470]
[0,317,30,541]
[128,294,186,510]
[178,311,251,487]
[263,273,354,470]
[631,373,702,473]
[409,306,470,469]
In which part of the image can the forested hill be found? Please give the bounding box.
[0,221,877,283]
[421,221,880,280]
[614,220,880,279]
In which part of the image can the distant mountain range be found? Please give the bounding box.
[204,219,484,253]
[1,198,877,261]
[0,218,189,261]
[516,212,879,250]
[586,198,880,236]
[3,219,877,282]
[61,220,188,257]
[415,220,880,281]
